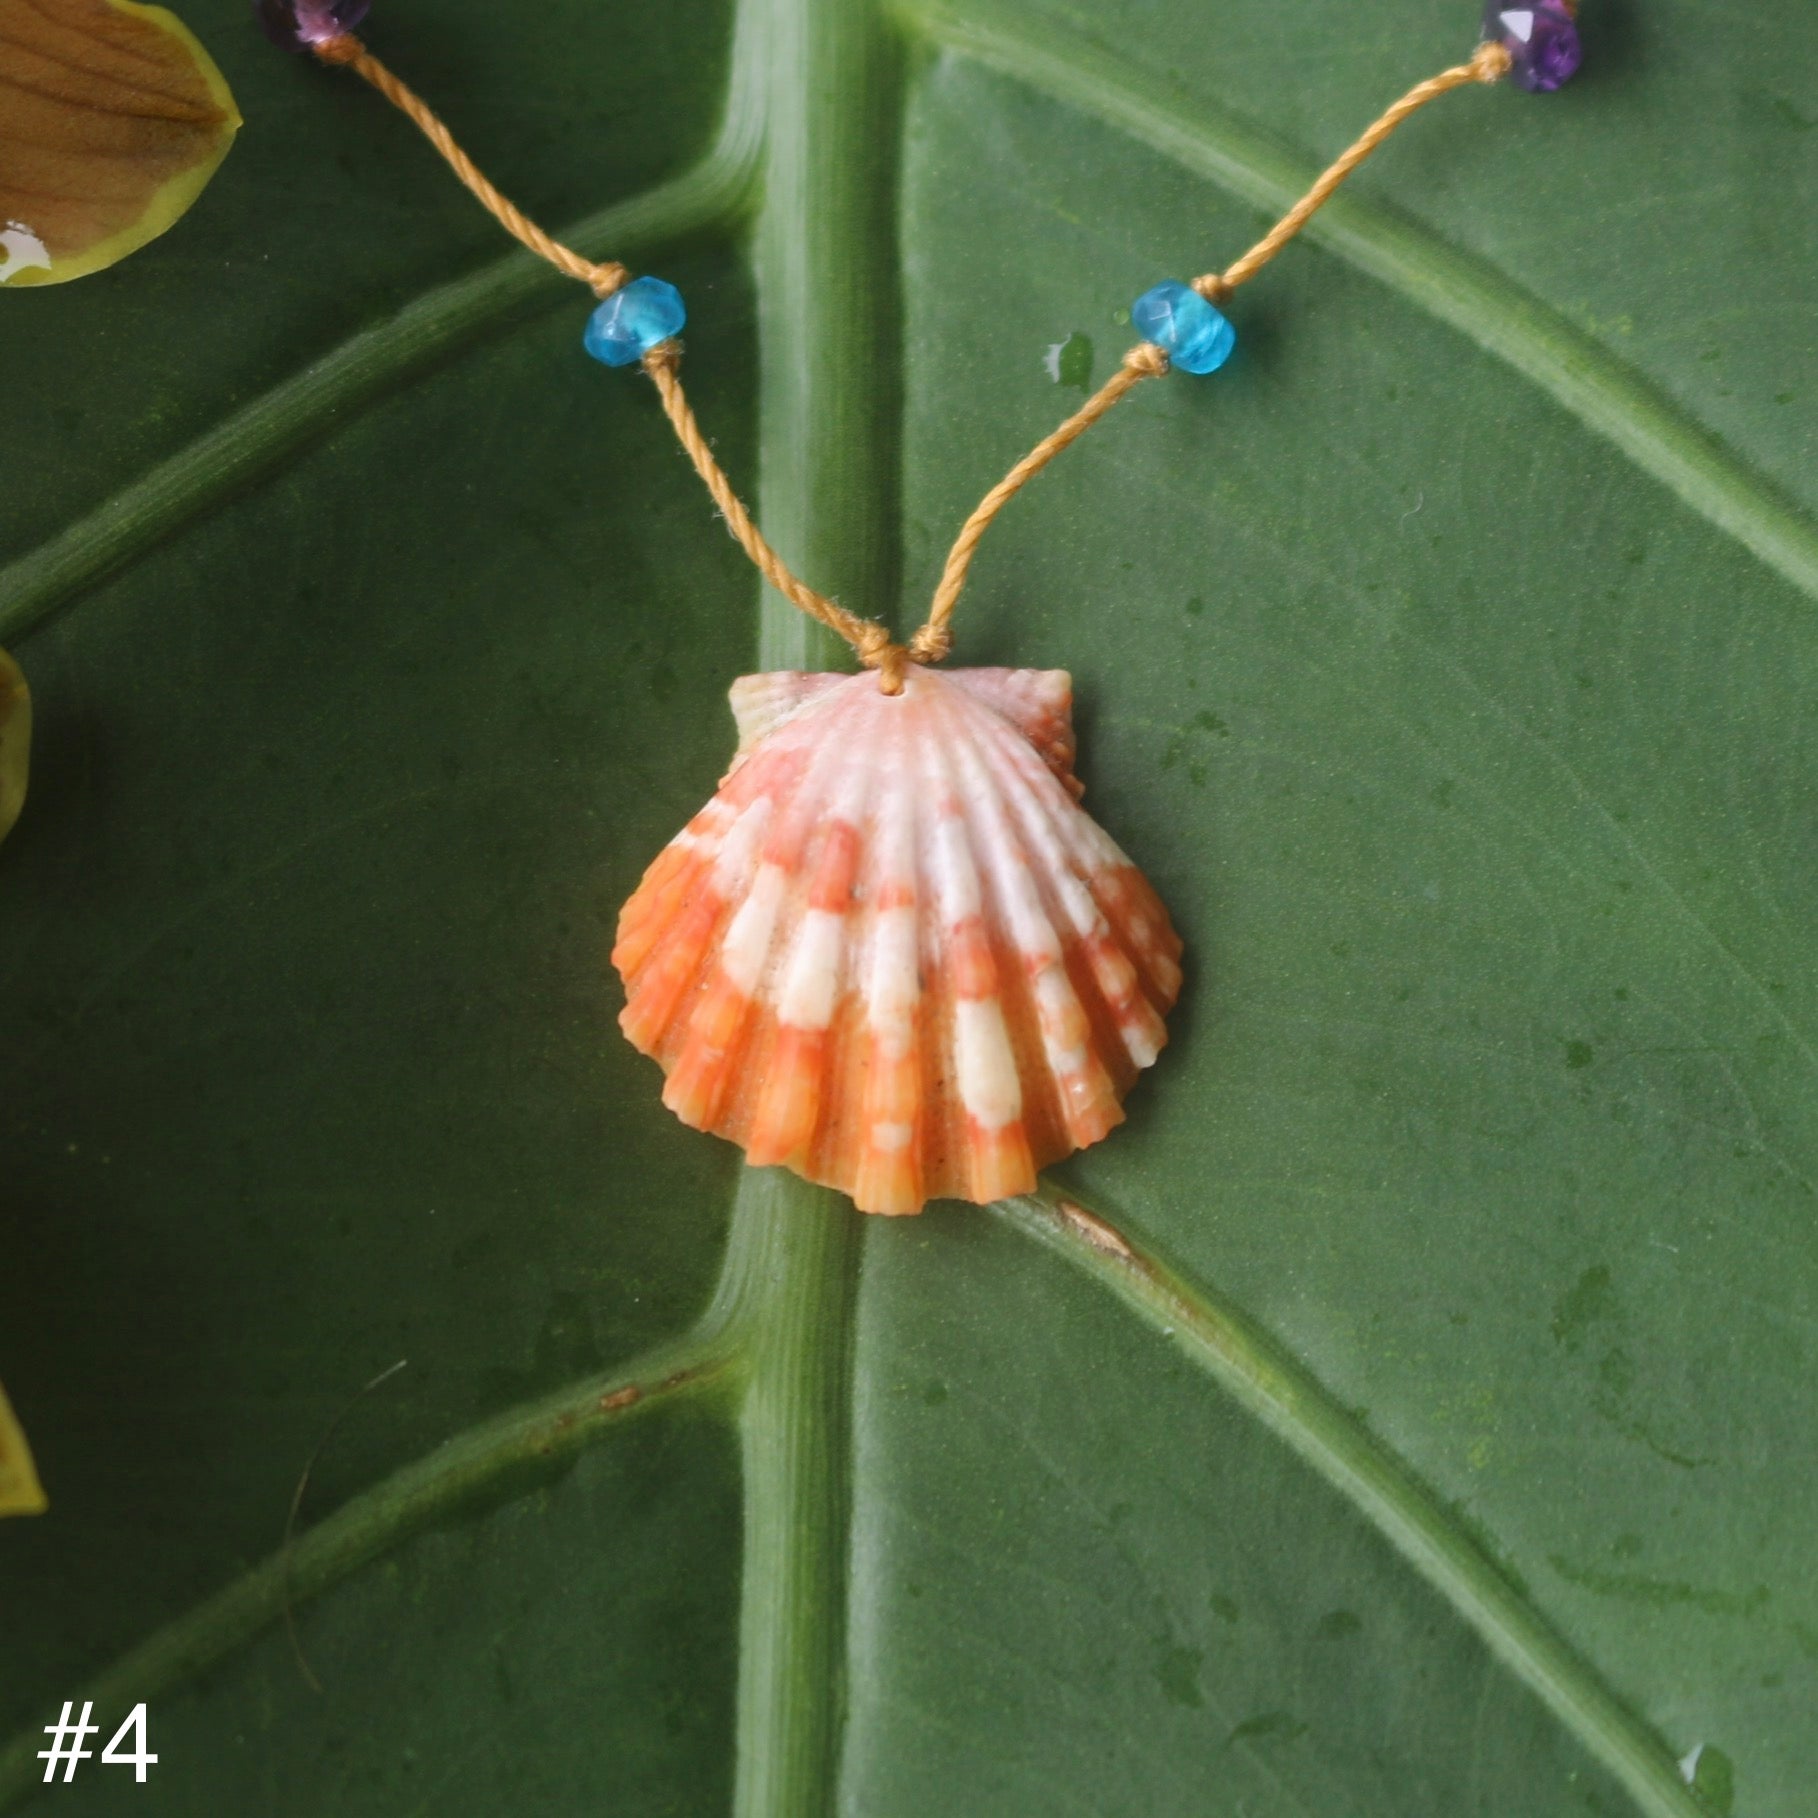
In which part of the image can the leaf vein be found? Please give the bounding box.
[994,1188,1707,1818]
[902,0,1818,610]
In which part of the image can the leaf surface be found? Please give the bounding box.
[1,0,1813,1813]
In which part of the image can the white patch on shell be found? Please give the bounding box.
[931,810,982,923]
[1055,873,1108,942]
[955,997,1022,1129]
[994,852,1059,965]
[1119,1019,1161,1070]
[938,696,1103,1122]
[720,861,787,995]
[945,688,1169,1080]
[777,908,844,1031]
[1032,967,1089,1080]
[711,796,773,897]
[914,689,1036,1136]
[865,905,920,1057]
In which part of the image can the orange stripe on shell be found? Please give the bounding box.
[610,667,1183,1215]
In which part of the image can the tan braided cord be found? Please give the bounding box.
[315,35,628,298]
[311,32,1511,687]
[905,40,1511,664]
[1194,41,1511,303]
[641,344,900,681]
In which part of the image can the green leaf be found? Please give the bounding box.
[1,0,1813,1812]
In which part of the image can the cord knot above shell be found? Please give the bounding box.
[612,666,1183,1214]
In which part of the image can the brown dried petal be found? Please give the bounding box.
[0,0,240,287]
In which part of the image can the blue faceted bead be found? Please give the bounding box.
[583,276,686,367]
[1130,280,1235,375]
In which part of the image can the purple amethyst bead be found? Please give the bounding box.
[1482,0,1582,92]
[255,0,370,51]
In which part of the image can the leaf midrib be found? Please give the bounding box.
[730,0,902,1806]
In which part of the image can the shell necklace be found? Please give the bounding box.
[261,0,1582,1213]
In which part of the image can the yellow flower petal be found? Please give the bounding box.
[0,0,240,288]
[0,650,27,843]
[0,1379,47,1517]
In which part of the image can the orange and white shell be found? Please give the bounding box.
[612,667,1183,1215]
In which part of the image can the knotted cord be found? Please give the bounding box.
[314,32,1511,690]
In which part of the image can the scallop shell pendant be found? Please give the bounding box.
[612,667,1183,1214]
